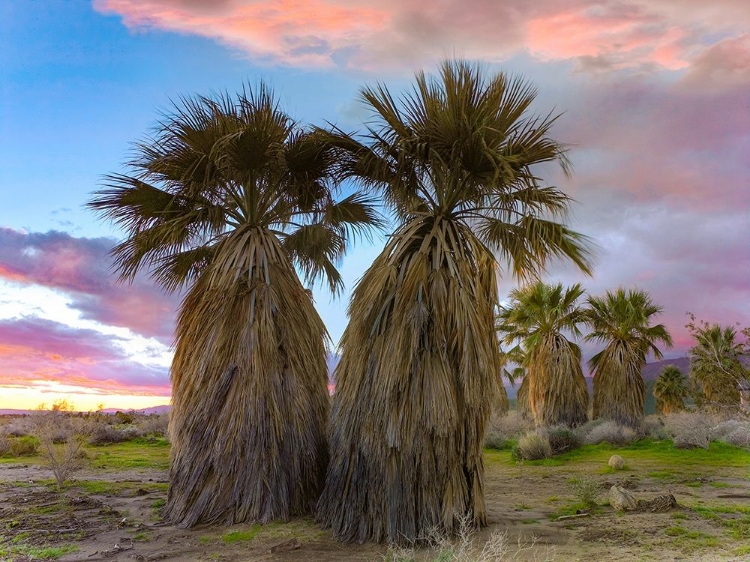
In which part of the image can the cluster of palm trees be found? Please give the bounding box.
[90,61,593,543]
[497,283,673,429]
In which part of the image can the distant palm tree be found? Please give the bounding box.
[317,60,593,543]
[500,345,529,418]
[497,281,589,427]
[88,86,379,527]
[586,288,672,428]
[653,365,688,414]
[689,323,745,411]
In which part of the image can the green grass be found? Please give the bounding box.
[89,438,170,470]
[151,498,166,509]
[72,479,168,495]
[222,525,261,543]
[4,544,78,560]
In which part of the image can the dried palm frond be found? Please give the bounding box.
[317,60,593,544]
[88,85,380,527]
[586,288,672,429]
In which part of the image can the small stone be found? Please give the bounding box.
[609,485,637,511]
[608,454,625,470]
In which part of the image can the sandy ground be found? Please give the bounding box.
[1,455,749,561]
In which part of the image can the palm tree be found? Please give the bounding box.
[497,281,589,427]
[586,288,672,428]
[500,345,528,418]
[688,323,745,411]
[88,86,379,527]
[317,61,593,543]
[653,365,688,414]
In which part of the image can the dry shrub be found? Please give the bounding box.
[4,417,34,437]
[709,419,746,441]
[485,411,533,449]
[723,427,750,448]
[664,412,713,449]
[33,411,90,489]
[88,425,130,445]
[0,436,10,456]
[513,431,552,461]
[137,414,169,438]
[581,421,637,446]
[570,477,600,506]
[383,515,555,561]
[543,426,582,455]
[642,415,669,440]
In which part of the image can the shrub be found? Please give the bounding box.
[723,426,750,448]
[0,436,10,456]
[4,417,34,437]
[513,431,552,461]
[10,436,39,456]
[570,477,600,506]
[544,426,582,455]
[88,425,130,445]
[664,412,713,449]
[709,419,745,441]
[642,415,669,440]
[582,421,637,446]
[33,411,89,489]
[114,411,135,425]
[137,414,169,438]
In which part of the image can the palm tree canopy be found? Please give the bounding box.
[88,84,382,295]
[653,365,689,401]
[497,281,588,359]
[324,60,594,279]
[586,287,673,368]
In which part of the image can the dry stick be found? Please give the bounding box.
[554,513,591,521]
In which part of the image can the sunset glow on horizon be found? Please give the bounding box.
[1,1,748,410]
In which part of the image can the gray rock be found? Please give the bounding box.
[609,485,637,511]
[608,454,625,470]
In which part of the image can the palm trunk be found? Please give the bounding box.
[528,334,588,427]
[317,217,505,543]
[164,230,329,527]
[592,342,645,429]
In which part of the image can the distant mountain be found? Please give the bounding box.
[640,356,689,381]
[0,405,171,416]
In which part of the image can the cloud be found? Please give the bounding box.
[0,316,170,396]
[96,0,750,79]
[0,228,179,343]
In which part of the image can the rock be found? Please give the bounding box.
[270,539,301,553]
[609,485,637,511]
[608,454,625,470]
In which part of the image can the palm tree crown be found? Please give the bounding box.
[88,85,380,527]
[689,323,745,410]
[586,288,672,427]
[497,281,589,427]
[653,365,688,414]
[317,60,593,544]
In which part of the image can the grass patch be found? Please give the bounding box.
[151,498,166,509]
[671,512,688,520]
[521,518,539,524]
[89,438,170,470]
[708,481,730,488]
[8,544,78,559]
[72,480,168,495]
[222,525,261,543]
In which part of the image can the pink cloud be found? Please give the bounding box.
[0,228,179,343]
[96,0,750,79]
[0,317,170,396]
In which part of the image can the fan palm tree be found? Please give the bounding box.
[653,365,688,414]
[500,345,529,418]
[497,281,589,427]
[689,323,745,411]
[317,60,593,544]
[88,86,380,527]
[586,288,672,428]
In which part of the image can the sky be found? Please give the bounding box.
[0,0,748,411]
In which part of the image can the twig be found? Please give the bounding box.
[554,513,590,521]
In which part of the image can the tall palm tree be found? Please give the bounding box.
[689,323,745,411]
[500,345,528,418]
[586,288,672,428]
[88,86,379,527]
[653,365,688,414]
[317,61,593,544]
[497,281,589,427]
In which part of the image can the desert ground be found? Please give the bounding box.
[1,427,749,562]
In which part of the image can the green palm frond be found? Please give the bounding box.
[688,323,744,410]
[653,365,688,414]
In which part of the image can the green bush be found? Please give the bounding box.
[10,436,39,457]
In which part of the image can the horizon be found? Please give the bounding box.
[1,1,748,411]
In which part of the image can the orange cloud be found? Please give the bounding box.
[95,0,750,77]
